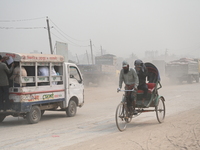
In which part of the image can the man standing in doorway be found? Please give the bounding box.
[0,55,14,112]
[10,62,27,87]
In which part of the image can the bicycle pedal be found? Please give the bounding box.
[125,116,130,119]
[119,115,124,119]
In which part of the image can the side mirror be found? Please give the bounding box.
[78,80,82,84]
[70,74,74,78]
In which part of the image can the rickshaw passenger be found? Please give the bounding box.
[10,62,27,87]
[38,66,58,85]
[38,66,49,85]
[134,59,148,106]
[119,61,139,115]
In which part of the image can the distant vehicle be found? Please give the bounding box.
[77,64,116,86]
[77,64,101,86]
[78,54,117,86]
[0,52,84,124]
[194,58,200,77]
[165,58,199,83]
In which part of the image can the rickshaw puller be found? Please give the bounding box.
[119,61,139,115]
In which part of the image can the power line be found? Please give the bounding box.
[51,30,89,48]
[49,19,89,42]
[0,17,91,48]
[0,17,46,22]
[51,31,66,42]
[52,27,89,47]
[0,27,45,29]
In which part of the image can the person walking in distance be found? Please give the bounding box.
[0,55,14,112]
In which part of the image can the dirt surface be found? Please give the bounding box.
[60,107,200,150]
[0,78,200,150]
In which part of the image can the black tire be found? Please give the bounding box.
[26,106,41,124]
[66,100,77,117]
[155,97,165,123]
[0,114,6,123]
[115,103,130,131]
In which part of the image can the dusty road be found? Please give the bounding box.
[0,80,200,150]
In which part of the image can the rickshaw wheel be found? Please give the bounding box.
[155,97,165,123]
[115,103,130,131]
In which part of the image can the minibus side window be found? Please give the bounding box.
[54,65,63,85]
[38,66,50,86]
[24,66,35,86]
[69,66,82,83]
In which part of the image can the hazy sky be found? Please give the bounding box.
[0,0,200,59]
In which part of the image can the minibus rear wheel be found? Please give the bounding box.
[26,106,41,124]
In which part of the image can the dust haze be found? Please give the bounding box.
[0,0,200,60]
[1,1,200,149]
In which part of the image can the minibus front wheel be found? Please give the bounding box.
[66,100,77,117]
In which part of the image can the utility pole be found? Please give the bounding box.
[132,53,134,68]
[76,54,79,64]
[165,49,168,62]
[86,50,90,64]
[46,16,53,54]
[90,40,94,64]
[101,45,103,56]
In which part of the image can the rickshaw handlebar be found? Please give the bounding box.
[117,88,135,92]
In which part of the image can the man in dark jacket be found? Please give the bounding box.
[0,55,14,112]
[134,59,148,106]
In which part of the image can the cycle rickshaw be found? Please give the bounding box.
[115,62,166,131]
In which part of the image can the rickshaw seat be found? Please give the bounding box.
[137,83,156,94]
[147,83,156,92]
